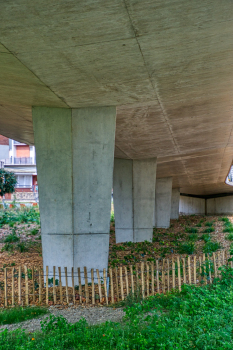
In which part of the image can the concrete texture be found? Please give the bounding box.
[33,106,116,283]
[171,188,180,220]
[113,158,157,243]
[179,196,205,215]
[155,177,173,228]
[206,196,233,215]
[0,2,233,197]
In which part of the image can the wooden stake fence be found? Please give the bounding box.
[0,249,230,307]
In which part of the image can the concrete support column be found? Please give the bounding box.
[171,188,180,219]
[113,158,157,243]
[155,177,173,228]
[32,106,116,281]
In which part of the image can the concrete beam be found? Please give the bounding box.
[171,188,180,220]
[33,106,116,283]
[113,158,157,243]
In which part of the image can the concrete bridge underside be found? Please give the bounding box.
[0,1,233,275]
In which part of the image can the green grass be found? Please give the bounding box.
[226,232,233,240]
[203,240,221,254]
[205,221,214,227]
[185,227,198,234]
[4,233,19,243]
[203,227,215,233]
[0,307,48,325]
[177,242,195,254]
[2,267,233,349]
[200,233,211,243]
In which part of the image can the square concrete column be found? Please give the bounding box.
[32,106,116,283]
[155,177,173,228]
[113,158,157,243]
[171,188,180,219]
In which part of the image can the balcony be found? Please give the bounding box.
[4,157,35,165]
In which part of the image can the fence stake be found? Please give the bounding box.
[103,268,108,305]
[32,266,35,303]
[172,258,175,289]
[199,256,202,281]
[188,256,191,284]
[194,256,197,284]
[177,257,181,291]
[167,259,170,292]
[130,265,134,294]
[208,254,212,283]
[146,263,150,296]
[213,253,217,278]
[84,267,89,304]
[124,266,129,296]
[46,266,49,305]
[119,267,124,300]
[96,269,102,302]
[58,267,62,303]
[115,267,119,302]
[4,268,7,307]
[12,267,15,306]
[222,250,225,265]
[151,262,155,295]
[141,262,145,299]
[162,260,165,293]
[25,266,29,306]
[91,269,95,305]
[182,258,186,284]
[203,254,207,285]
[18,266,22,305]
[72,267,75,305]
[109,268,114,304]
[39,267,42,304]
[53,266,57,304]
[64,267,69,304]
[156,260,160,293]
[78,268,82,305]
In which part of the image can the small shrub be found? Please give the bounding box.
[16,242,28,253]
[203,241,221,254]
[30,228,39,235]
[185,227,198,234]
[200,233,211,243]
[1,243,14,252]
[177,242,195,255]
[188,233,198,242]
[110,212,114,223]
[203,227,214,233]
[4,233,19,243]
[226,233,233,240]
[196,222,202,227]
[205,221,214,227]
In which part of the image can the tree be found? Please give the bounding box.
[0,169,17,207]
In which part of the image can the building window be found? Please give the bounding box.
[16,175,32,188]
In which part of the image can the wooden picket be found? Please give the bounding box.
[0,248,229,307]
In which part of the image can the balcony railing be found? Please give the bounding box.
[4,157,35,165]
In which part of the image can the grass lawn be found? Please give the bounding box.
[1,265,233,349]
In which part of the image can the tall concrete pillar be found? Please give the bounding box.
[155,177,173,228]
[171,188,180,219]
[113,158,157,243]
[32,106,116,282]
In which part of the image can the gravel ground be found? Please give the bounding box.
[0,306,125,333]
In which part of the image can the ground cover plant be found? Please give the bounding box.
[0,208,231,276]
[1,265,233,349]
[0,307,47,325]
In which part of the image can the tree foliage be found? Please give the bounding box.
[0,169,17,197]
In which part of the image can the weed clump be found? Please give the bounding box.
[185,227,198,234]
